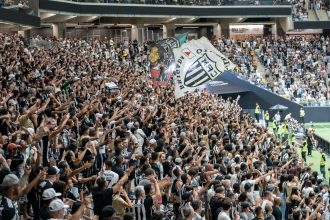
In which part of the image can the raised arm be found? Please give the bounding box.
[112,167,133,193]
[49,113,70,139]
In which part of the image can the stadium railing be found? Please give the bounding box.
[0,0,37,16]
[47,0,291,6]
[314,133,330,155]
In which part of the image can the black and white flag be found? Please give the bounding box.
[173,37,235,99]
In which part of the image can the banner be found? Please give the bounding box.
[150,33,188,86]
[229,25,263,36]
[173,37,235,99]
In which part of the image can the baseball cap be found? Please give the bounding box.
[49,199,69,212]
[47,166,59,176]
[180,132,186,138]
[8,74,15,81]
[1,174,19,187]
[211,135,217,140]
[7,143,18,152]
[139,179,152,187]
[42,188,62,200]
[149,139,157,145]
[170,123,177,129]
[266,184,275,191]
[175,157,182,164]
[127,122,134,129]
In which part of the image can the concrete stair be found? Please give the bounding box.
[307,9,318,21]
[319,9,330,20]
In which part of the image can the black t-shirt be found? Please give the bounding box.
[92,187,114,216]
[272,206,282,220]
[37,180,53,198]
[210,196,223,220]
[39,207,50,220]
[9,153,24,172]
[112,165,124,179]
[150,163,161,179]
[144,195,153,220]
[0,197,17,220]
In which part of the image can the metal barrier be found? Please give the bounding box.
[314,133,330,155]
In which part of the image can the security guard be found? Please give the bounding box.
[277,123,284,141]
[300,108,305,124]
[290,133,296,146]
[264,110,270,127]
[283,123,289,142]
[255,103,260,123]
[320,149,326,178]
[271,118,277,134]
[302,139,308,162]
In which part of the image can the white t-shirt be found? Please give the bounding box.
[240,179,257,192]
[217,211,231,220]
[302,187,314,198]
[101,170,119,188]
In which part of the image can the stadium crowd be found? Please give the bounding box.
[216,35,330,106]
[0,33,329,220]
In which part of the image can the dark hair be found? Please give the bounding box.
[53,180,66,200]
[191,200,202,211]
[152,211,165,220]
[255,206,263,216]
[151,152,159,161]
[222,198,232,211]
[123,213,134,220]
[101,205,116,218]
[105,160,113,168]
[96,177,106,188]
[144,168,155,177]
[71,201,82,215]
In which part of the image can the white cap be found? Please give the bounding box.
[8,74,15,80]
[1,174,19,187]
[42,188,62,200]
[49,199,69,212]
[149,139,157,145]
[127,122,134,128]
[170,123,177,129]
[175,157,182,164]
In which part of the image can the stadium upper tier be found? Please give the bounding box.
[38,0,292,18]
[47,0,290,6]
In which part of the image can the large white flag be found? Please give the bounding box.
[173,37,235,99]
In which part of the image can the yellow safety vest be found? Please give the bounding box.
[255,105,260,114]
[302,142,308,152]
[283,126,289,135]
[277,126,283,135]
[265,113,269,121]
[291,135,296,145]
[321,153,326,166]
[300,110,305,117]
[272,120,277,129]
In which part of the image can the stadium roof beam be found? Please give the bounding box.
[42,15,77,23]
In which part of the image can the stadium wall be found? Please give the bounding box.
[0,8,40,27]
[219,72,330,122]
